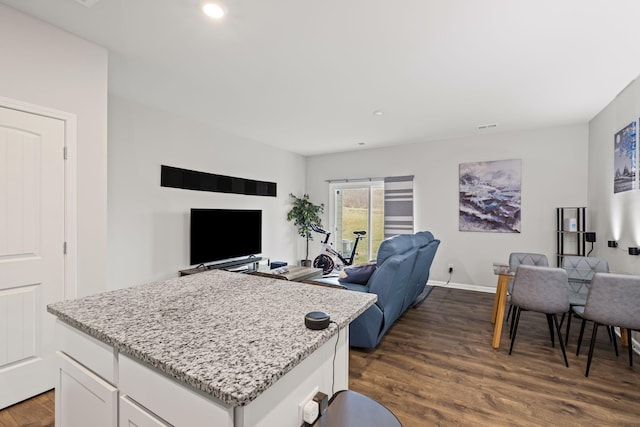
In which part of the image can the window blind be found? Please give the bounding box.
[383,175,414,238]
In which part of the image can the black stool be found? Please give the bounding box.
[312,390,402,427]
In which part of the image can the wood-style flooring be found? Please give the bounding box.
[0,391,53,427]
[350,286,640,426]
[2,286,640,426]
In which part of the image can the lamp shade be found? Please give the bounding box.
[585,232,596,243]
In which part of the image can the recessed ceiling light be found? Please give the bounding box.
[373,110,384,116]
[201,1,226,19]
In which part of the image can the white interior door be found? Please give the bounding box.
[0,106,65,409]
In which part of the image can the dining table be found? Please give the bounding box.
[490,262,630,348]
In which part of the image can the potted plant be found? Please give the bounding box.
[286,193,324,267]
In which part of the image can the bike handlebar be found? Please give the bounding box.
[311,224,328,234]
[312,224,366,238]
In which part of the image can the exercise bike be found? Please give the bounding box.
[311,224,367,275]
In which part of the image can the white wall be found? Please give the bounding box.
[107,96,307,289]
[588,75,640,349]
[588,75,640,275]
[0,4,108,297]
[306,125,589,289]
[0,3,595,294]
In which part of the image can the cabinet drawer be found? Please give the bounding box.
[120,396,171,427]
[119,354,233,427]
[56,320,116,384]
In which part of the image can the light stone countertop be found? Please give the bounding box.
[47,269,377,407]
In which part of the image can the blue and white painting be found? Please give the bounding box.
[459,159,521,233]
[613,121,636,194]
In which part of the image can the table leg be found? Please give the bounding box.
[492,275,510,349]
[621,328,629,346]
[491,279,501,325]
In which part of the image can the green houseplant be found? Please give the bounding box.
[286,193,324,266]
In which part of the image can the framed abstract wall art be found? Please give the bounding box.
[613,120,636,194]
[459,159,522,233]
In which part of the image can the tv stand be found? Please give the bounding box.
[179,257,264,276]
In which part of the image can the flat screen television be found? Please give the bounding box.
[190,208,262,265]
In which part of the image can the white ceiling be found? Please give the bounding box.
[3,0,640,156]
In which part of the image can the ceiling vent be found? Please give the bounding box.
[73,0,101,8]
[476,123,498,130]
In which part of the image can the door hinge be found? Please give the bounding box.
[63,241,67,255]
[63,146,68,160]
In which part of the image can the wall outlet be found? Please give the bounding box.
[297,386,319,426]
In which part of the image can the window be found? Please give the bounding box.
[382,175,415,238]
[329,181,385,264]
[328,175,414,264]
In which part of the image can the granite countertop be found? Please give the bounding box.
[47,269,376,407]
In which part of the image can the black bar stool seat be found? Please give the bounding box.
[312,390,402,427]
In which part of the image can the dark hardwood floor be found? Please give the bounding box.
[350,286,640,426]
[3,286,639,426]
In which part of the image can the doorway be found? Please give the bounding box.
[329,181,384,264]
[0,100,75,409]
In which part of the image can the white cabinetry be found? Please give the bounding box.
[119,354,233,427]
[120,396,170,427]
[56,352,117,427]
[54,319,349,427]
[55,321,116,383]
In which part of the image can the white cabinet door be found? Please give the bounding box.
[55,352,117,427]
[120,396,171,427]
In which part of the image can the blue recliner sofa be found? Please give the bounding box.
[330,231,440,348]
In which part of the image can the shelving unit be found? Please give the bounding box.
[555,207,586,267]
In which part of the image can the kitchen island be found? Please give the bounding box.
[47,269,376,427]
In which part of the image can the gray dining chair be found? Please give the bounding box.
[561,256,609,345]
[572,272,640,377]
[506,253,549,335]
[509,265,570,367]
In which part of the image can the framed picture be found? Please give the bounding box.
[459,159,521,233]
[614,121,636,193]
